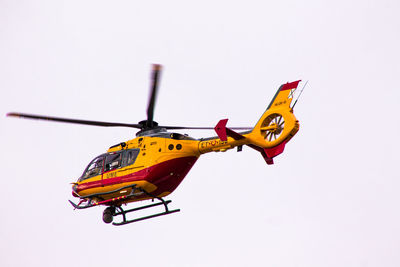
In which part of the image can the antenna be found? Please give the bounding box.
[292,80,308,109]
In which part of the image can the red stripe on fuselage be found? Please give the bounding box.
[75,156,198,196]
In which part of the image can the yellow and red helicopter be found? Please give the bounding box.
[7,64,303,226]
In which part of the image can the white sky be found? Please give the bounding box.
[1,0,400,266]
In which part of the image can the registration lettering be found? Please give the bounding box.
[106,172,117,179]
[200,140,228,149]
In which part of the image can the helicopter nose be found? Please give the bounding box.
[71,184,79,197]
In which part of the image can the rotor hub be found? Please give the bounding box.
[138,120,159,129]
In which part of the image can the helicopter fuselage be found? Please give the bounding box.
[72,129,249,203]
[72,127,263,205]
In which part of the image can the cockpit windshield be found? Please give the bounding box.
[78,149,140,182]
[80,156,104,181]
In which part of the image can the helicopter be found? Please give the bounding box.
[7,64,302,226]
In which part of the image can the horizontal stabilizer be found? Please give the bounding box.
[214,119,246,141]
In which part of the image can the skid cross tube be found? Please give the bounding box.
[112,189,180,226]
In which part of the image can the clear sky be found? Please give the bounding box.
[1,1,399,266]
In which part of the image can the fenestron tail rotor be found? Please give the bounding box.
[261,114,285,142]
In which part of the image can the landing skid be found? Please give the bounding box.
[111,198,180,226]
[69,186,180,225]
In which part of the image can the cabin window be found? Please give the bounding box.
[123,149,140,167]
[80,156,104,181]
[104,152,122,172]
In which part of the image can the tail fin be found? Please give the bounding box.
[247,80,301,164]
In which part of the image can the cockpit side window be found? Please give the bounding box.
[104,152,122,172]
[122,149,140,167]
[80,156,104,181]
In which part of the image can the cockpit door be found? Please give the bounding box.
[102,152,123,186]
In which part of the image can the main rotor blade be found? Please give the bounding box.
[147,64,162,125]
[161,125,252,130]
[7,112,143,128]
